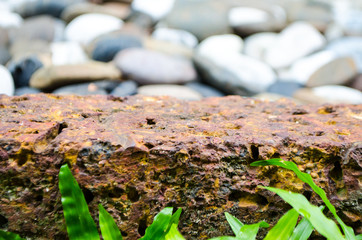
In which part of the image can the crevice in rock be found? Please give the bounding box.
[138,218,147,237]
[0,214,8,228]
[329,161,343,181]
[82,187,94,204]
[127,186,140,202]
[250,145,259,161]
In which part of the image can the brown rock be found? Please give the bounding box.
[29,62,122,90]
[0,94,361,239]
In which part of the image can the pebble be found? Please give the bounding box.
[162,0,231,40]
[114,48,196,85]
[13,0,80,18]
[197,34,244,58]
[0,65,15,96]
[7,56,44,88]
[131,0,175,21]
[50,41,88,65]
[143,37,194,59]
[185,82,225,97]
[14,87,41,96]
[110,80,138,97]
[10,39,51,61]
[348,75,362,92]
[264,22,326,69]
[267,81,303,97]
[152,27,198,48]
[243,32,278,61]
[293,85,362,104]
[0,27,9,47]
[253,92,291,102]
[0,11,23,28]
[65,13,124,45]
[287,51,358,86]
[52,82,111,96]
[138,84,203,101]
[91,33,143,62]
[30,62,122,90]
[0,48,11,65]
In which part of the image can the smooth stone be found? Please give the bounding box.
[287,51,358,87]
[138,84,203,101]
[61,2,130,23]
[7,56,44,88]
[253,92,292,102]
[348,75,362,92]
[0,27,9,47]
[110,80,138,97]
[243,32,278,61]
[52,82,110,96]
[264,22,326,69]
[267,81,303,97]
[152,27,198,48]
[10,39,51,61]
[51,41,88,65]
[126,11,154,32]
[326,37,362,73]
[30,62,122,90]
[91,33,143,62]
[185,82,225,97]
[65,13,124,45]
[114,48,196,85]
[14,87,41,96]
[11,15,65,43]
[197,34,243,58]
[228,4,286,36]
[0,11,23,28]
[194,52,277,95]
[162,0,231,40]
[0,65,15,96]
[0,47,11,65]
[131,0,175,21]
[334,5,362,36]
[293,85,362,104]
[143,37,194,59]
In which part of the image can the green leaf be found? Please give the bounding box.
[238,221,269,240]
[208,237,236,240]
[251,158,356,239]
[263,186,345,240]
[264,209,299,240]
[165,208,182,234]
[225,212,244,237]
[289,217,314,240]
[140,207,173,240]
[164,224,186,240]
[0,230,25,240]
[58,164,100,240]
[99,204,123,240]
[356,234,362,240]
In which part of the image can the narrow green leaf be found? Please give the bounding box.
[238,221,269,240]
[140,207,173,240]
[224,212,244,237]
[263,186,345,240]
[164,224,186,240]
[264,209,299,240]
[58,164,100,240]
[251,158,356,239]
[0,230,25,240]
[99,204,123,240]
[289,217,314,240]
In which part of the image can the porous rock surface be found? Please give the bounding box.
[0,94,361,239]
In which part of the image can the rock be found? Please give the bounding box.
[162,0,231,40]
[243,32,278,61]
[61,2,130,23]
[126,11,154,33]
[267,81,303,97]
[131,0,175,21]
[14,87,41,96]
[334,3,362,36]
[114,48,196,85]
[143,37,194,59]
[7,56,44,88]
[0,27,9,47]
[138,84,202,100]
[0,11,23,28]
[30,62,122,90]
[348,75,362,92]
[91,33,143,62]
[0,94,360,239]
[0,65,14,96]
[65,13,124,45]
[194,51,276,95]
[264,22,326,69]
[0,47,11,65]
[253,92,292,102]
[294,85,362,104]
[10,39,51,61]
[228,4,286,36]
[287,51,358,86]
[110,80,138,97]
[326,37,362,73]
[197,34,244,57]
[185,82,225,97]
[50,41,88,65]
[152,27,198,48]
[52,83,108,95]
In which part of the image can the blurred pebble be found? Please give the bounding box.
[143,37,193,58]
[131,0,175,21]
[10,39,51,61]
[185,82,225,97]
[267,81,303,97]
[52,82,108,95]
[14,87,41,96]
[0,11,23,28]
[0,48,11,65]
[197,34,244,58]
[110,80,138,97]
[0,65,15,96]
[243,32,277,61]
[347,75,362,92]
[152,27,198,48]
[8,55,44,88]
[51,41,88,65]
[138,84,203,101]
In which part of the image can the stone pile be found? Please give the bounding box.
[0,0,362,104]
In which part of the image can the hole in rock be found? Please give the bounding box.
[146,118,156,125]
[0,214,8,228]
[138,218,147,236]
[82,188,94,204]
[303,190,312,201]
[58,122,68,134]
[35,194,43,202]
[127,186,140,202]
[121,230,128,237]
[229,191,268,206]
[329,161,343,181]
[250,145,259,160]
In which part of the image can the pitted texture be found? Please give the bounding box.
[0,94,361,239]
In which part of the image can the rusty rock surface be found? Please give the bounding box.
[0,94,361,239]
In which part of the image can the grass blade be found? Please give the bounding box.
[164,224,186,240]
[140,207,173,240]
[238,221,269,240]
[58,164,100,240]
[99,204,123,240]
[225,212,244,237]
[251,158,356,239]
[289,217,314,240]
[263,186,345,240]
[0,230,25,240]
[264,209,299,240]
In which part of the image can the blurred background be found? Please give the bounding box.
[0,0,361,104]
